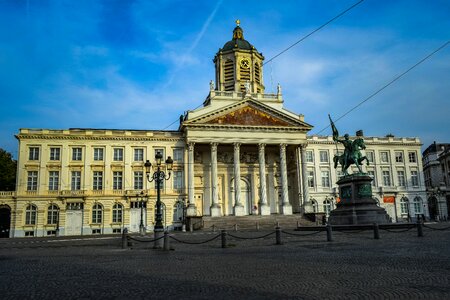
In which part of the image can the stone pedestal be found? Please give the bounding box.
[234,205,245,216]
[329,174,390,225]
[281,204,293,215]
[210,204,222,217]
[259,203,271,216]
[186,204,197,217]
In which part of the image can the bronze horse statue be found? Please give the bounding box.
[333,137,369,175]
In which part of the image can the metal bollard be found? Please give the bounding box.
[234,224,238,232]
[275,226,282,245]
[326,223,333,242]
[212,224,216,232]
[164,231,170,251]
[189,222,193,232]
[256,222,260,231]
[417,219,423,237]
[373,223,380,240]
[122,228,128,249]
[221,230,227,248]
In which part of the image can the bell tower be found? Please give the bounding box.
[213,21,265,94]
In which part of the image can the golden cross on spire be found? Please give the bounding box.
[236,19,240,27]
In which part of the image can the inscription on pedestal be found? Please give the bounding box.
[340,186,352,199]
[357,183,372,198]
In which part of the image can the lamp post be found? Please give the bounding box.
[137,191,148,236]
[144,151,173,248]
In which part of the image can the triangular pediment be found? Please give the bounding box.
[183,99,312,130]
[206,105,291,126]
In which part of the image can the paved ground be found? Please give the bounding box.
[0,223,449,299]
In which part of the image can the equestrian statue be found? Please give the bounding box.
[329,114,369,175]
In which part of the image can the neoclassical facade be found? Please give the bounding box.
[0,24,427,237]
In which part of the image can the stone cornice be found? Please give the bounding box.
[16,134,184,143]
[185,123,309,132]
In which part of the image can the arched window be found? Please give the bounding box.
[173,201,184,222]
[25,204,37,225]
[47,204,59,225]
[311,199,318,213]
[413,197,423,215]
[92,204,103,224]
[112,203,123,223]
[400,197,409,215]
[323,199,333,216]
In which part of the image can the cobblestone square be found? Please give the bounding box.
[0,224,449,299]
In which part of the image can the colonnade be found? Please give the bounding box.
[185,142,308,217]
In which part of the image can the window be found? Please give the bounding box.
[93,148,104,161]
[413,197,422,214]
[323,200,333,216]
[47,204,59,225]
[380,151,389,163]
[366,151,374,163]
[367,170,376,186]
[395,151,403,163]
[93,171,103,190]
[29,147,39,160]
[92,204,102,224]
[382,170,391,186]
[48,171,59,191]
[134,171,143,190]
[113,171,123,190]
[173,171,183,189]
[134,148,144,162]
[321,170,330,188]
[112,203,123,223]
[397,170,405,187]
[411,170,419,186]
[72,148,82,161]
[27,171,38,191]
[400,197,409,215]
[305,151,314,163]
[319,151,329,163]
[173,148,183,162]
[408,152,417,163]
[307,171,315,188]
[25,204,37,225]
[71,171,81,191]
[113,148,124,161]
[50,148,60,160]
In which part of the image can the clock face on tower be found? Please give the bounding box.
[240,58,250,69]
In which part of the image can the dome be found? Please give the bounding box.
[221,25,256,52]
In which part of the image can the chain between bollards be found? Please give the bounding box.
[373,223,380,239]
[326,223,333,242]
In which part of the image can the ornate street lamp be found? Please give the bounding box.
[137,191,148,236]
[144,152,173,248]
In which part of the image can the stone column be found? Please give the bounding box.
[280,144,292,215]
[186,143,197,216]
[300,144,309,211]
[210,143,221,217]
[233,143,245,216]
[258,143,270,215]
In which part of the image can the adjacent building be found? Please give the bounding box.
[422,142,450,220]
[0,23,428,237]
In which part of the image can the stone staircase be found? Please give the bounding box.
[199,214,314,231]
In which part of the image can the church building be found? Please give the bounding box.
[0,23,427,237]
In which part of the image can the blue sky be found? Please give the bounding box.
[0,0,449,158]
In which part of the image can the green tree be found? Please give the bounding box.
[0,148,16,191]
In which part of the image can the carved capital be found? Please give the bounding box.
[188,142,195,152]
